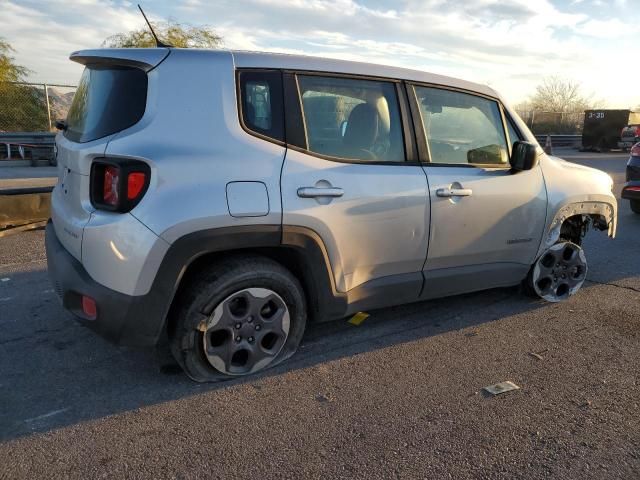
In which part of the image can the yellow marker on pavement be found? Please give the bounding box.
[348,312,369,326]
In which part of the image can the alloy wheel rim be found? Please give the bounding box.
[532,241,588,302]
[202,288,290,375]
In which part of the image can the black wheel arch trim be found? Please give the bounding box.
[148,225,283,343]
[145,224,423,346]
[148,224,346,345]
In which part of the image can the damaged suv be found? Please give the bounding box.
[46,48,617,381]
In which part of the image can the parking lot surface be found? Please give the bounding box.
[0,151,638,479]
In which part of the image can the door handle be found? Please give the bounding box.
[297,187,344,198]
[436,188,473,198]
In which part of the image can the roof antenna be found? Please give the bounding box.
[137,4,172,48]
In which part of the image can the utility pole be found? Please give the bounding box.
[44,84,52,131]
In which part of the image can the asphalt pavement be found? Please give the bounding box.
[0,151,638,479]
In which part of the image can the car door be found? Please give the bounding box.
[280,73,430,302]
[409,85,547,299]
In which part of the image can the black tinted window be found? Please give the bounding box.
[239,70,284,142]
[65,66,147,143]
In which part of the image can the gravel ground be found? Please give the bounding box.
[0,153,638,479]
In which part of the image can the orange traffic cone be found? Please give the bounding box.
[544,135,553,155]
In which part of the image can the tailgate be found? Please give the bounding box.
[51,48,166,261]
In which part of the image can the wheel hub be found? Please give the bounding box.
[532,241,588,302]
[202,288,290,375]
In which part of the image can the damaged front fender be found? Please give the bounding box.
[540,201,616,255]
[537,154,617,258]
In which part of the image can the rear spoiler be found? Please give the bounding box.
[70,48,170,72]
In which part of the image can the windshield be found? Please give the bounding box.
[65,66,147,143]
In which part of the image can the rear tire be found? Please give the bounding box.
[631,200,640,214]
[169,255,307,382]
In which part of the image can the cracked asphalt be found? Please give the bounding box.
[0,151,638,479]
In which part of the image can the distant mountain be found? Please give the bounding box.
[47,87,76,121]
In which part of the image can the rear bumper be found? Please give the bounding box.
[619,139,638,149]
[621,181,640,201]
[627,158,640,182]
[45,220,163,346]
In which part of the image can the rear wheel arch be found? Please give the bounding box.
[161,225,344,345]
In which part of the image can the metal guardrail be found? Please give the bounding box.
[0,132,56,164]
[534,134,581,148]
[0,186,54,195]
[0,132,583,164]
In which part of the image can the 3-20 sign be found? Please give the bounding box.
[588,112,605,120]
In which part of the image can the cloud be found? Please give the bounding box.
[1,0,143,83]
[573,18,632,39]
[1,0,638,107]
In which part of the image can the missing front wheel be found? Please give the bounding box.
[529,241,588,302]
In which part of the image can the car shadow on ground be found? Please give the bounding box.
[1,203,637,443]
[1,265,555,443]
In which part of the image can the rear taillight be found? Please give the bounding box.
[635,126,640,138]
[103,166,120,206]
[631,143,640,157]
[127,172,146,200]
[90,159,150,212]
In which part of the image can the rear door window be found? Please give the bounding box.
[297,75,405,163]
[65,66,147,143]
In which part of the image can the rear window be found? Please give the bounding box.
[65,66,147,143]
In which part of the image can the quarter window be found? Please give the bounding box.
[297,75,405,162]
[414,86,509,166]
[239,70,284,142]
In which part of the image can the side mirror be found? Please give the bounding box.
[510,141,538,171]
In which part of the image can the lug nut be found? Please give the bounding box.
[255,324,261,331]
[234,322,242,329]
[248,336,255,343]
[235,336,241,342]
[247,316,254,323]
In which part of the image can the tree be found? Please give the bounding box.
[103,20,222,48]
[516,77,603,135]
[0,38,27,82]
[528,76,599,113]
[0,38,48,132]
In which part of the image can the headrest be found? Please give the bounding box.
[343,103,379,149]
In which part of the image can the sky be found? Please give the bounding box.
[2,0,639,108]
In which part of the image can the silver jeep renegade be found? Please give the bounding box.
[46,48,617,381]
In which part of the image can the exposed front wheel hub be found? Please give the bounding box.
[532,241,588,302]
